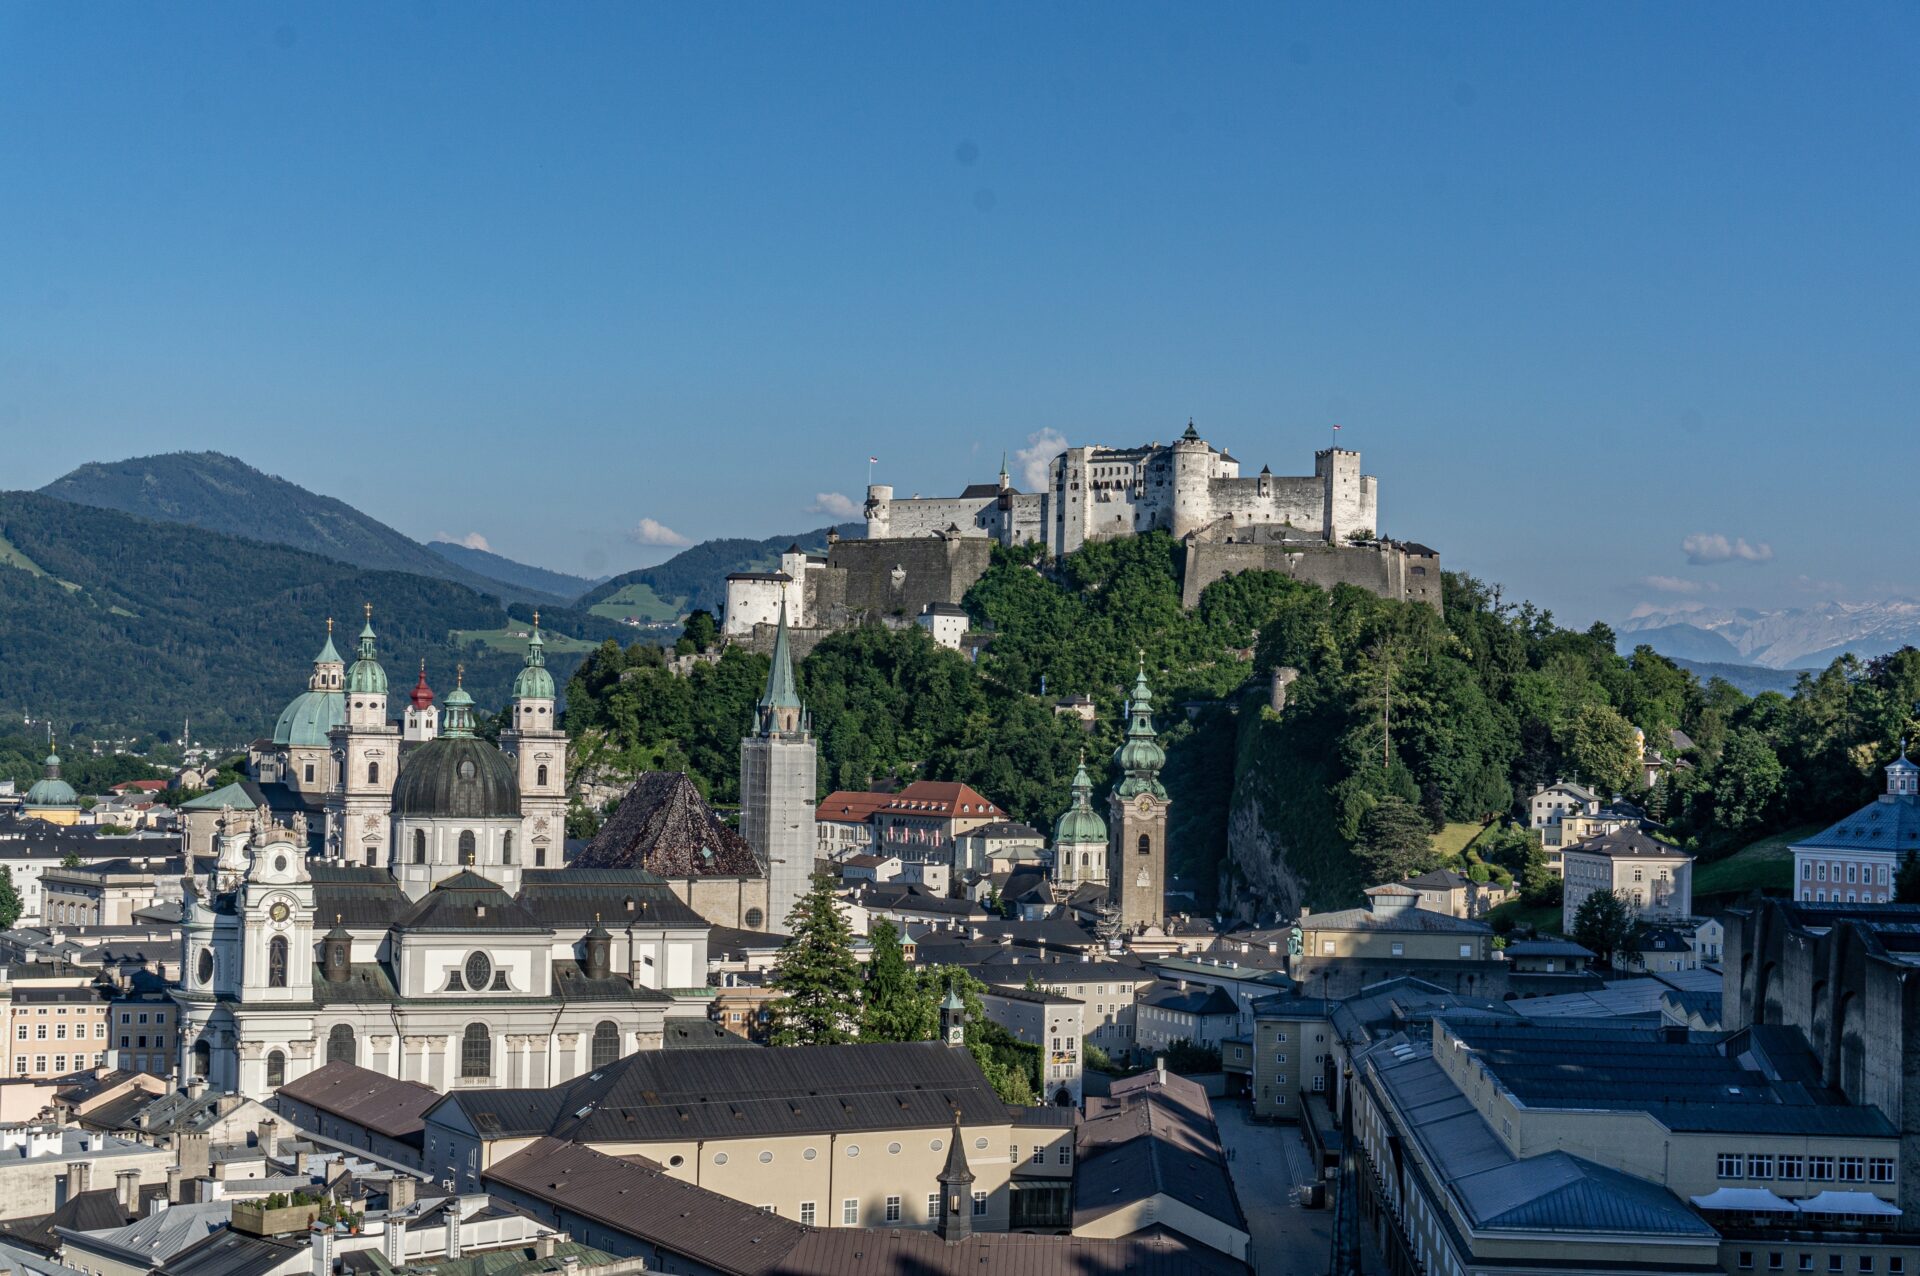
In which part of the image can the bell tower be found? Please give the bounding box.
[1108,655,1170,933]
[499,615,569,868]
[739,602,816,931]
[327,605,397,868]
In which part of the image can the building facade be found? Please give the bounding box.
[1789,752,1917,904]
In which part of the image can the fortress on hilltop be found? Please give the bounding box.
[725,423,1439,651]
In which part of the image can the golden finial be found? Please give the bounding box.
[456,663,465,688]
[363,601,373,622]
[532,609,540,628]
[327,617,334,634]
[335,913,342,925]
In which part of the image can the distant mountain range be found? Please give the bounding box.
[579,524,865,621]
[427,539,604,601]
[1618,600,1920,671]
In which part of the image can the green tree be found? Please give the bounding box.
[678,609,719,654]
[1896,851,1920,905]
[1709,727,1786,836]
[1571,889,1637,968]
[1351,796,1440,883]
[767,874,863,1046]
[0,866,20,930]
[922,966,1038,1104]
[859,920,937,1042]
[1566,703,1640,795]
[60,852,83,870]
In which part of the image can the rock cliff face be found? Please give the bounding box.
[1219,704,1362,919]
[1223,789,1305,923]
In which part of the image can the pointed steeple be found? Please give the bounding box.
[1181,418,1200,442]
[513,610,555,702]
[346,604,387,696]
[935,1119,976,1242]
[409,660,435,711]
[315,617,343,666]
[1113,652,1167,798]
[757,601,804,734]
[998,451,1010,490]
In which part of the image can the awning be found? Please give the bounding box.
[1796,1191,1902,1217]
[1689,1188,1802,1213]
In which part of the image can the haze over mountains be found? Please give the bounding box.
[1618,600,1920,672]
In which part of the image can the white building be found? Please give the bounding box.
[1790,752,1918,904]
[915,603,969,651]
[1561,828,1695,931]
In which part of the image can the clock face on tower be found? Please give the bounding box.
[268,901,291,925]
[1136,795,1152,815]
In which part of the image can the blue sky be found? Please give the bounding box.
[3,3,1916,625]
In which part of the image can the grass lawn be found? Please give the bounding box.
[1692,823,1821,899]
[452,626,599,655]
[588,582,685,624]
[1432,821,1490,861]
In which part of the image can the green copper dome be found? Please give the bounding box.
[1052,760,1107,846]
[441,668,478,738]
[273,689,345,747]
[1112,659,1168,799]
[26,752,77,808]
[512,622,554,701]
[346,616,387,696]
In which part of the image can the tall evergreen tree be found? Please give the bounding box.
[860,919,937,1042]
[0,866,20,931]
[1571,889,1637,969]
[768,874,864,1046]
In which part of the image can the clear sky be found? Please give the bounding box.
[3,3,1916,625]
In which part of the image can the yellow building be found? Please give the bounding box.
[23,748,82,826]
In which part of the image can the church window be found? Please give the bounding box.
[266,1050,285,1088]
[413,830,426,864]
[535,848,546,867]
[464,952,492,991]
[304,764,314,784]
[460,1023,490,1078]
[744,908,764,929]
[592,1021,619,1069]
[459,831,476,866]
[191,1039,210,1079]
[196,950,213,984]
[537,764,548,787]
[368,762,379,785]
[327,1024,356,1066]
[1138,834,1150,856]
[502,832,513,865]
[458,759,477,781]
[267,937,288,988]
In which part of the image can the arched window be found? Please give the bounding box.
[327,1024,356,1066]
[266,1050,285,1088]
[592,1021,620,1069]
[502,831,513,865]
[267,936,288,988]
[460,1023,490,1078]
[1137,834,1151,856]
[537,764,548,787]
[191,1039,211,1079]
[459,830,476,867]
[413,830,426,864]
[368,761,380,785]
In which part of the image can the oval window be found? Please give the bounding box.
[802,1148,817,1161]
[930,1139,943,1152]
[458,759,477,781]
[197,949,214,983]
[713,1152,728,1166]
[758,1151,773,1164]
[973,1138,988,1150]
[274,855,288,873]
[667,1155,684,1169]
[888,1142,901,1155]
[464,951,492,990]
[846,1145,860,1158]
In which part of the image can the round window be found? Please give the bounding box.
[973,1138,988,1150]
[465,952,492,990]
[802,1148,817,1161]
[888,1142,901,1155]
[744,908,765,928]
[758,1151,773,1164]
[196,949,214,983]
[713,1152,728,1166]
[846,1145,860,1158]
[667,1155,684,1169]
[930,1139,943,1152]
[458,759,477,781]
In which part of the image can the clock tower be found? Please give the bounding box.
[1108,657,1170,933]
[239,825,315,1006]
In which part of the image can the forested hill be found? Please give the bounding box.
[428,539,600,600]
[0,491,582,742]
[567,534,1920,916]
[577,523,863,619]
[40,451,565,606]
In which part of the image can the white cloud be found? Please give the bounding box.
[1642,575,1714,594]
[630,517,692,547]
[435,531,492,552]
[1013,428,1068,491]
[809,492,860,519]
[1683,532,1773,565]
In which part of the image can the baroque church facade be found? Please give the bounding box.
[176,616,712,1101]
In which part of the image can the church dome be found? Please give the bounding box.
[392,736,520,819]
[346,619,387,696]
[273,689,345,747]
[1052,762,1107,846]
[26,753,77,808]
[512,663,554,702]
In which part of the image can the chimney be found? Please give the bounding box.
[445,1200,463,1259]
[65,1161,91,1202]
[310,1224,333,1276]
[1155,1057,1166,1086]
[534,1233,557,1260]
[186,1076,206,1101]
[387,1176,416,1211]
[148,1194,169,1217]
[383,1212,407,1267]
[256,1119,278,1158]
[175,1131,211,1181]
[115,1168,139,1213]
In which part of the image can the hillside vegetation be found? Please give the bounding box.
[568,532,1920,915]
[578,523,862,620]
[0,492,583,741]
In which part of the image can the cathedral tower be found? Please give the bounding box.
[499,616,569,868]
[1108,656,1170,932]
[403,661,439,745]
[739,602,816,932]
[1051,755,1108,888]
[327,606,397,867]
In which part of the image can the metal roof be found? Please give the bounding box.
[1794,793,1920,855]
[275,1061,440,1138]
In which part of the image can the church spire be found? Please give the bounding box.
[346,605,387,697]
[935,1118,976,1242]
[442,665,476,738]
[1113,653,1167,798]
[758,601,804,734]
[512,610,555,702]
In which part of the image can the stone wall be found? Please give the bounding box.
[821,535,995,621]
[1181,537,1441,611]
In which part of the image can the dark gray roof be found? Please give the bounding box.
[771,1226,1248,1275]
[1301,905,1490,934]
[1503,939,1594,959]
[312,864,705,931]
[445,1041,1006,1144]
[275,1061,439,1138]
[391,736,520,819]
[313,959,670,1010]
[1141,982,1240,1017]
[397,872,545,933]
[1795,793,1920,855]
[1075,1071,1245,1235]
[1564,828,1693,861]
[575,771,760,877]
[155,1229,304,1276]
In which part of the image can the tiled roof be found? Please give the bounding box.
[876,781,1003,820]
[574,772,760,877]
[275,1061,439,1138]
[1075,1071,1245,1234]
[772,1226,1248,1275]
[1794,794,1920,855]
[1302,905,1490,934]
[1563,828,1693,861]
[1140,982,1240,1017]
